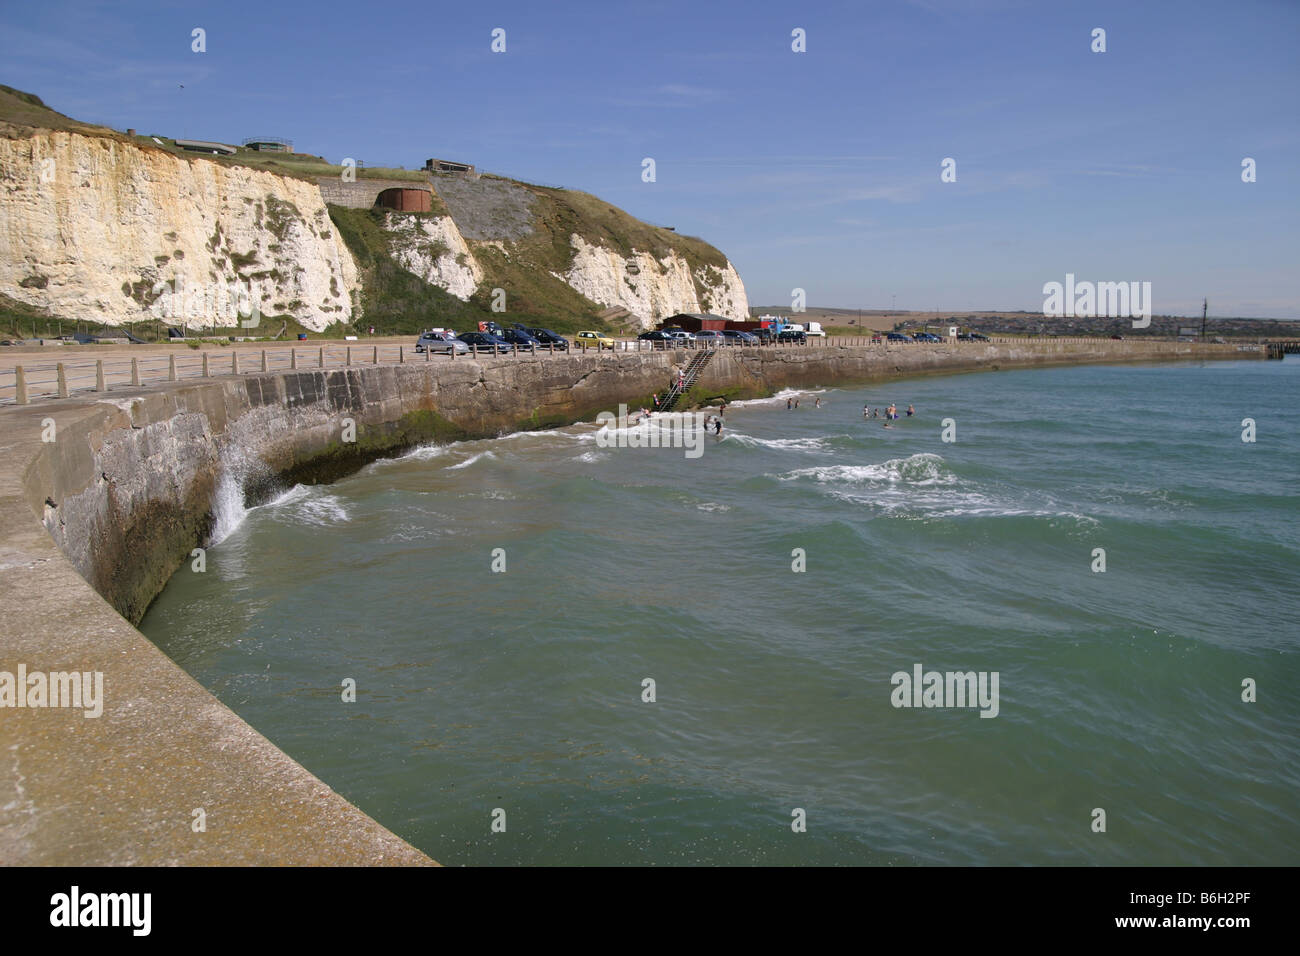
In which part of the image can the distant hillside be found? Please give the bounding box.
[750,306,1300,338]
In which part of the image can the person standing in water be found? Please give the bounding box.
[718,398,727,417]
[714,418,722,436]
[864,404,870,418]
[815,397,822,409]
[907,404,915,417]
[788,397,793,410]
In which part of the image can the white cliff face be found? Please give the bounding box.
[561,235,749,328]
[384,213,482,300]
[694,260,750,322]
[0,131,359,331]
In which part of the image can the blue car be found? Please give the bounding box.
[502,328,541,348]
[458,331,512,354]
[526,327,570,350]
[886,332,914,342]
[720,329,757,345]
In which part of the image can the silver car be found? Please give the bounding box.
[415,330,469,354]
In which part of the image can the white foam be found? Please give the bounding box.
[293,493,350,526]
[447,450,497,470]
[208,445,271,546]
[777,453,954,487]
[399,444,451,462]
[724,432,834,452]
[730,387,828,408]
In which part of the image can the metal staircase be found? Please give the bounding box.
[657,349,716,412]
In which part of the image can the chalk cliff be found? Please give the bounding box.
[0,131,359,332]
[383,211,483,301]
[560,235,749,326]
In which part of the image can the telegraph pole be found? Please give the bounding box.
[1201,297,1208,340]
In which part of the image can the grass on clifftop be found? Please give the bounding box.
[0,84,424,185]
[0,84,118,138]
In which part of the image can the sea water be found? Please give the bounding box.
[140,358,1300,865]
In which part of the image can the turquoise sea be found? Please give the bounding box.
[140,358,1300,865]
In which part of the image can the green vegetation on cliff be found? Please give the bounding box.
[328,205,497,333]
[327,204,614,336]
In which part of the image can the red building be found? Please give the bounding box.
[660,312,735,333]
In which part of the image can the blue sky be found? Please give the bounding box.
[2,0,1297,318]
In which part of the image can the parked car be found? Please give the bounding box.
[968,332,990,341]
[752,327,776,344]
[502,328,541,348]
[664,329,696,344]
[526,327,569,350]
[638,330,675,349]
[777,329,807,344]
[914,332,944,343]
[415,330,469,354]
[886,332,914,342]
[479,321,505,336]
[574,330,616,350]
[1110,334,1124,340]
[720,329,757,345]
[695,330,726,345]
[458,331,512,353]
[870,333,883,343]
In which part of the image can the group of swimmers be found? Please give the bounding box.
[636,393,911,436]
[865,403,914,421]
